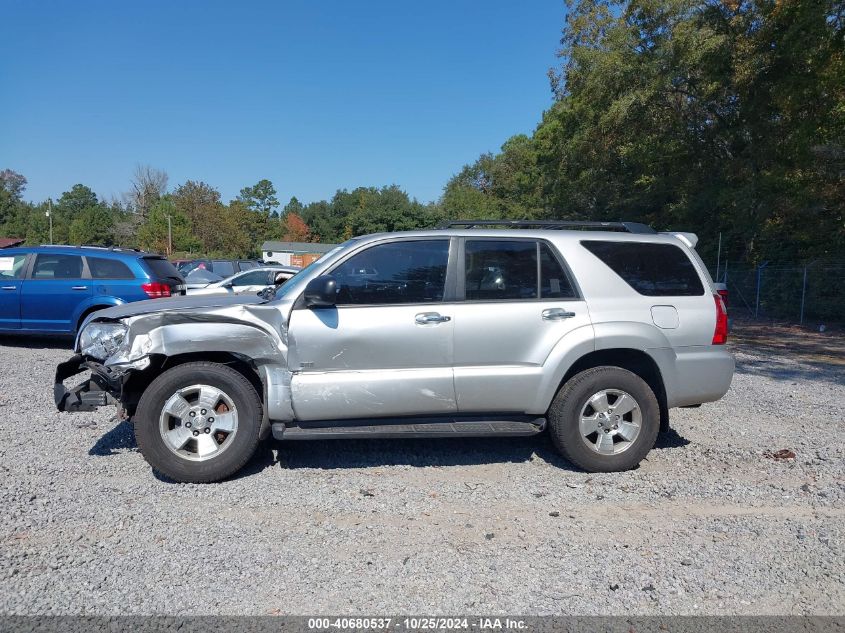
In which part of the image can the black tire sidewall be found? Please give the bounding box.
[134,362,262,483]
[549,366,660,472]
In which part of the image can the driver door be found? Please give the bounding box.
[287,238,457,421]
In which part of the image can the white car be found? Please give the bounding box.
[187,266,300,296]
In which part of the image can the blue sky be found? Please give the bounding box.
[1,1,565,206]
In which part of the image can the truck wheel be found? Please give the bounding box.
[134,362,262,483]
[548,366,659,472]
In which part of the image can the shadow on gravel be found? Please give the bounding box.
[0,334,73,350]
[273,428,692,471]
[88,420,692,478]
[275,433,572,471]
[653,428,690,449]
[89,418,137,456]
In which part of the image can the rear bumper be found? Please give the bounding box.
[54,355,121,412]
[651,346,735,408]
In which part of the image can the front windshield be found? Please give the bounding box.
[264,240,359,302]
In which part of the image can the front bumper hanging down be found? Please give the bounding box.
[54,355,120,413]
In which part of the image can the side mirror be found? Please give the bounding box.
[303,275,337,308]
[222,282,234,289]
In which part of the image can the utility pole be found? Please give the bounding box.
[45,198,53,244]
[165,214,173,257]
[715,232,722,282]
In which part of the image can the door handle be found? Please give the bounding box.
[415,312,451,325]
[542,308,576,321]
[71,286,88,291]
[1,285,16,290]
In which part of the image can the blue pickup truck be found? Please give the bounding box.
[0,245,185,335]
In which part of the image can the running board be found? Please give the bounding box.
[272,415,546,441]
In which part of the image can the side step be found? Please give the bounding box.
[272,415,546,441]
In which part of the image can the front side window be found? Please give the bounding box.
[0,254,27,280]
[233,270,272,287]
[465,240,538,300]
[32,254,83,279]
[333,240,449,305]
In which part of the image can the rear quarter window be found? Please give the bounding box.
[581,240,705,296]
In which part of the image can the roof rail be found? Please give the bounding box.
[39,244,144,252]
[436,219,657,234]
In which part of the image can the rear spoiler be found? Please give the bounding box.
[660,232,698,248]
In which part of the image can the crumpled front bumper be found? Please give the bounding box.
[54,355,122,412]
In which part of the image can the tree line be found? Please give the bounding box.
[2,0,842,266]
[0,167,443,258]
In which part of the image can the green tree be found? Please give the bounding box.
[446,0,844,266]
[138,198,200,255]
[238,179,279,216]
[0,169,27,230]
[69,206,115,246]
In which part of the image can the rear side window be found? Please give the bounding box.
[88,257,133,279]
[465,240,537,300]
[540,243,577,299]
[142,257,183,280]
[32,254,83,279]
[464,240,578,301]
[581,240,704,296]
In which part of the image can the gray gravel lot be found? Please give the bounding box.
[0,333,843,615]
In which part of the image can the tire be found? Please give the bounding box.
[548,366,659,472]
[134,362,263,483]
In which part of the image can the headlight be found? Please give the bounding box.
[78,322,128,361]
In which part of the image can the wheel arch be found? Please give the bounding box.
[75,300,124,333]
[122,352,264,418]
[558,348,670,432]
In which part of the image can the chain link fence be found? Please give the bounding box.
[710,261,845,325]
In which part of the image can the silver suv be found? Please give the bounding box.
[55,221,734,483]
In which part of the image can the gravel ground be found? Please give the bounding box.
[0,332,843,616]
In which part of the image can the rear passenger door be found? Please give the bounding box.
[451,238,591,413]
[87,256,138,303]
[0,253,29,330]
[20,253,91,332]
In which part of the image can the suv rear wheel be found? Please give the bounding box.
[548,366,659,472]
[134,362,262,483]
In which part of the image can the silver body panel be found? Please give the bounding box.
[75,228,734,425]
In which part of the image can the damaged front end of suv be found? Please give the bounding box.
[54,295,294,427]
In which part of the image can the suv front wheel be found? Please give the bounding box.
[134,362,263,483]
[548,366,659,472]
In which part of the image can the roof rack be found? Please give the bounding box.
[39,244,144,252]
[436,219,656,234]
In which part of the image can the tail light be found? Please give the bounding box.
[717,288,729,308]
[712,293,728,345]
[142,282,171,299]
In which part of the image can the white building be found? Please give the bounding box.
[261,241,338,267]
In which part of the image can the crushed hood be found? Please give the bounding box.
[90,294,264,321]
